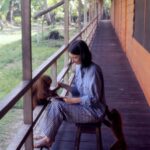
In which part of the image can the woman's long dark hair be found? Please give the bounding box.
[68,40,92,69]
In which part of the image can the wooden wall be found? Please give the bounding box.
[111,0,150,105]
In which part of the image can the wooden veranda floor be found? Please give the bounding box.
[40,20,150,150]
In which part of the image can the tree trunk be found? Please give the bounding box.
[34,0,64,19]
[0,20,4,30]
[6,0,14,23]
[43,0,51,25]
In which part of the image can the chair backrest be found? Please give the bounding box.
[99,66,105,103]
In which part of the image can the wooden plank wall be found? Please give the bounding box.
[111,0,150,105]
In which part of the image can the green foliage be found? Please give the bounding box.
[0,0,10,14]
[0,0,21,16]
[14,16,21,25]
[104,0,111,9]
[70,0,78,17]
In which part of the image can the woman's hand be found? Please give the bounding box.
[63,97,81,104]
[57,82,72,92]
[57,82,64,88]
[63,97,72,103]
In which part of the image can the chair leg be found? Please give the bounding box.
[96,127,103,150]
[74,127,81,150]
[40,147,49,150]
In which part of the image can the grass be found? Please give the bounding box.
[0,108,23,149]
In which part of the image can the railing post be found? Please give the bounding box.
[64,0,69,84]
[83,0,87,27]
[96,0,99,25]
[21,0,33,149]
[50,62,57,88]
[89,1,92,22]
[78,0,82,34]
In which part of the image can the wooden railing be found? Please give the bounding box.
[0,1,102,150]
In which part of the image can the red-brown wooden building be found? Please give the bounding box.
[111,0,150,105]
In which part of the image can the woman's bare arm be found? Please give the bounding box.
[58,82,72,92]
[63,97,81,104]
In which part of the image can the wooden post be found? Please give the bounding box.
[96,0,99,25]
[84,0,87,27]
[64,0,69,83]
[50,62,57,88]
[78,0,82,33]
[91,0,94,19]
[21,0,33,150]
[89,1,92,22]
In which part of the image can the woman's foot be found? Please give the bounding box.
[110,139,127,150]
[34,136,53,148]
[34,135,44,140]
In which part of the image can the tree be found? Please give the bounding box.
[32,0,63,25]
[103,0,111,19]
[0,0,21,24]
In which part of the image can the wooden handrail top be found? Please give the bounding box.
[0,81,29,119]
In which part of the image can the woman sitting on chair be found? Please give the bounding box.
[34,40,107,148]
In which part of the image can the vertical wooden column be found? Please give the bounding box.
[92,0,94,19]
[21,0,33,150]
[89,0,92,22]
[94,0,96,18]
[50,62,57,88]
[64,0,69,83]
[99,0,103,20]
[64,0,69,45]
[78,0,82,33]
[84,0,87,27]
[96,0,99,24]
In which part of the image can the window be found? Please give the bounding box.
[133,0,150,52]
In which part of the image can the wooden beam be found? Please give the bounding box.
[57,60,72,82]
[0,81,29,119]
[21,0,33,149]
[51,62,57,88]
[64,0,69,83]
[84,0,88,26]
[78,0,82,32]
[34,0,64,19]
[64,0,69,45]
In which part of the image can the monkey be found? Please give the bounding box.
[32,75,59,109]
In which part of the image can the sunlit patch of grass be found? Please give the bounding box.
[0,108,23,149]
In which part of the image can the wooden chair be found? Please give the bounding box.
[74,121,103,150]
[74,117,111,150]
